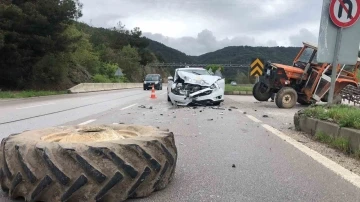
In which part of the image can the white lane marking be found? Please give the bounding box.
[78,119,96,125]
[16,102,55,110]
[246,115,262,123]
[120,103,137,110]
[262,124,360,189]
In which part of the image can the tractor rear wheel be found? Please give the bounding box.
[0,125,177,202]
[275,87,298,109]
[253,82,272,101]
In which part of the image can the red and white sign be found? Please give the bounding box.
[329,0,360,28]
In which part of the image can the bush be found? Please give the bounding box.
[92,74,111,83]
[32,53,69,84]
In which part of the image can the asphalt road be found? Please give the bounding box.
[1,89,360,202]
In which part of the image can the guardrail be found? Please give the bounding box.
[68,83,143,93]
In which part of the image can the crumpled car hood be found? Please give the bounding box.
[177,71,222,86]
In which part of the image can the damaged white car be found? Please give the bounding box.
[167,67,225,106]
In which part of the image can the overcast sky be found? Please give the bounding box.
[79,0,322,56]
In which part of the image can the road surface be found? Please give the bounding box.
[1,89,360,202]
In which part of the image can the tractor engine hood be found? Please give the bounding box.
[177,71,222,86]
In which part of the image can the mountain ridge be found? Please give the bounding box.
[145,38,302,65]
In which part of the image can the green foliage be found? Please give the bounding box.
[225,84,253,92]
[32,53,69,84]
[63,24,100,74]
[205,64,224,74]
[315,131,351,154]
[92,74,111,83]
[303,105,360,129]
[0,0,166,90]
[0,90,66,98]
[0,0,82,89]
[146,40,195,63]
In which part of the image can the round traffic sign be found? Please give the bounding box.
[329,0,360,28]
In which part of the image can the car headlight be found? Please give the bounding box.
[155,81,159,84]
[210,84,217,89]
[198,80,209,86]
[144,81,146,84]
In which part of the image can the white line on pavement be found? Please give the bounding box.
[120,104,137,110]
[16,102,56,110]
[246,115,262,123]
[78,119,96,125]
[261,124,360,189]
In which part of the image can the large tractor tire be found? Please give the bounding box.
[275,87,298,109]
[253,82,272,101]
[0,125,177,202]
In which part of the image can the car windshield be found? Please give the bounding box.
[179,69,210,75]
[145,75,159,81]
[298,47,317,63]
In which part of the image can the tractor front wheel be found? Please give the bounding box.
[275,87,298,109]
[253,82,272,101]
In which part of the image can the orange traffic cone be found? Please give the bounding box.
[150,85,157,99]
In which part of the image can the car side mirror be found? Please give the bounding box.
[168,76,173,81]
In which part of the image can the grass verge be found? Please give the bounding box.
[315,131,360,160]
[0,90,67,99]
[225,84,253,92]
[303,104,360,130]
[315,131,351,154]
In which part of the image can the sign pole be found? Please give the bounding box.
[327,27,343,105]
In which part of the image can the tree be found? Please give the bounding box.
[0,0,83,89]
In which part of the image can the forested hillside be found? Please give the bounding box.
[194,46,302,65]
[146,40,195,63]
[0,0,304,91]
[0,0,164,90]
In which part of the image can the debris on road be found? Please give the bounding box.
[230,106,238,109]
[138,105,146,108]
[219,112,224,115]
[149,106,153,109]
[232,164,236,168]
[0,124,178,201]
[208,119,214,121]
[297,140,308,144]
[263,115,269,118]
[243,112,247,114]
[212,107,226,110]
[228,109,232,111]
[160,114,163,116]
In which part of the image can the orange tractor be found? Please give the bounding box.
[253,42,359,108]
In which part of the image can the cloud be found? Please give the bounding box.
[143,29,278,56]
[289,28,318,46]
[79,0,323,54]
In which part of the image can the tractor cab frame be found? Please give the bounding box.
[253,42,359,108]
